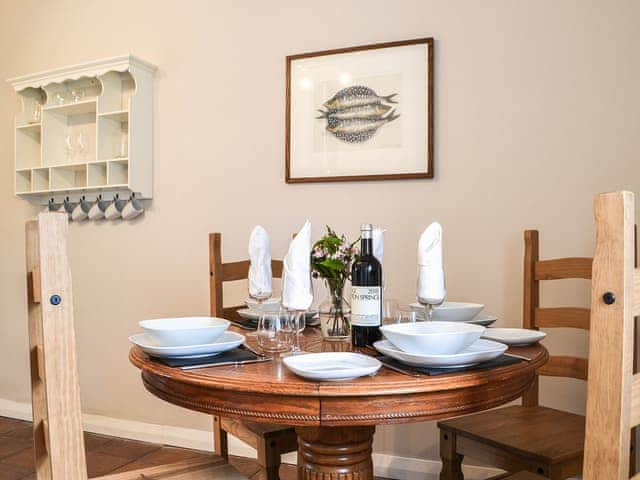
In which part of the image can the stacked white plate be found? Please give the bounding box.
[409,301,497,327]
[130,317,244,359]
[375,321,507,368]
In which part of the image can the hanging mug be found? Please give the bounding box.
[88,195,110,220]
[71,196,91,222]
[57,197,75,219]
[121,194,144,220]
[104,195,127,220]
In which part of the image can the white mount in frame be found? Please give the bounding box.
[8,55,156,205]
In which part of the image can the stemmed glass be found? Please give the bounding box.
[247,291,270,339]
[286,310,306,354]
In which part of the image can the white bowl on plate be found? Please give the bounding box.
[245,297,282,313]
[139,317,230,346]
[380,321,485,355]
[410,301,484,322]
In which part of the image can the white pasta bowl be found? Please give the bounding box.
[410,301,484,322]
[245,297,282,313]
[380,321,485,355]
[139,317,230,346]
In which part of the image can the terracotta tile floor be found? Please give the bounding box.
[0,416,296,480]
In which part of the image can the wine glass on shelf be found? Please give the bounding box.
[64,135,75,162]
[76,132,87,161]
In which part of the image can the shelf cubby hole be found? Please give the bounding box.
[50,164,87,190]
[16,87,45,127]
[98,71,135,113]
[107,159,128,185]
[15,127,42,169]
[32,168,50,192]
[88,162,107,187]
[42,106,97,166]
[98,116,128,161]
[16,170,31,193]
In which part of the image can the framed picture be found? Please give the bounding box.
[285,38,433,183]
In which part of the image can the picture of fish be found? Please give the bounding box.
[318,85,399,143]
[325,109,400,143]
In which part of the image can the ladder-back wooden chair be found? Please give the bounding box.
[208,233,297,480]
[25,212,247,480]
[502,191,639,479]
[438,229,592,480]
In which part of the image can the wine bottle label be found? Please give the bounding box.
[351,286,382,326]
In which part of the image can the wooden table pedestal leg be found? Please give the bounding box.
[296,426,375,480]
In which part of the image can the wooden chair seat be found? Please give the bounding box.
[439,406,584,466]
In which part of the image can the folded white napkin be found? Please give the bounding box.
[373,228,385,265]
[248,226,273,298]
[417,222,446,305]
[282,220,313,311]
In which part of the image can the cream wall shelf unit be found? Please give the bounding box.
[8,55,156,204]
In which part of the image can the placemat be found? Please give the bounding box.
[376,354,523,376]
[152,347,263,369]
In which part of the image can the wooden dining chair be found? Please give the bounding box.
[438,229,592,480]
[500,192,639,480]
[208,233,297,480]
[25,212,247,480]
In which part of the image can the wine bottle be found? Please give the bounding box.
[351,224,383,347]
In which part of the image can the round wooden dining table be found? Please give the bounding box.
[130,326,548,480]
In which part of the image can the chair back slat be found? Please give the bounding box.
[534,307,590,330]
[522,230,592,406]
[583,191,636,480]
[26,212,88,480]
[534,257,592,280]
[630,374,640,428]
[537,356,588,381]
[209,233,283,319]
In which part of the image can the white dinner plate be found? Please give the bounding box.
[283,352,381,381]
[129,331,245,358]
[481,328,546,346]
[237,308,319,325]
[410,302,484,322]
[412,312,497,327]
[374,338,508,368]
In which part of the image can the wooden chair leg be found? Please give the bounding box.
[440,430,464,480]
[257,436,281,480]
[213,416,228,461]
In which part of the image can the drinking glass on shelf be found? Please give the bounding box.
[395,309,417,324]
[257,310,291,353]
[70,88,85,103]
[55,92,67,105]
[31,104,41,124]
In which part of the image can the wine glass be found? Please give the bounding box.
[257,310,291,353]
[286,310,306,354]
[64,135,75,161]
[76,132,87,161]
[70,88,85,103]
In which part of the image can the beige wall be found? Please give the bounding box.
[1,0,638,462]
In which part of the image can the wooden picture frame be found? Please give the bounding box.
[285,38,434,183]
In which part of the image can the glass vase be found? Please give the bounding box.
[319,284,351,341]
